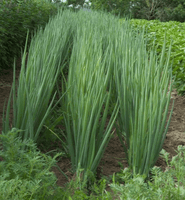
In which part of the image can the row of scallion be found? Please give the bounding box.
[3,8,174,180]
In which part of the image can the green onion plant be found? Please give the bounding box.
[2,9,76,143]
[2,7,174,182]
[62,11,119,178]
[113,22,174,176]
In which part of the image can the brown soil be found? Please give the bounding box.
[0,59,185,189]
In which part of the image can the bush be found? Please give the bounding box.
[0,0,60,70]
[130,0,185,22]
[90,0,185,22]
[110,147,185,199]
[90,0,131,17]
[124,18,185,95]
[0,128,62,199]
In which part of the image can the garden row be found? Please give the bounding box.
[1,1,185,198]
[1,129,185,199]
[1,8,183,199]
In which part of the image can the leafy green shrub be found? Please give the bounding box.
[0,128,62,199]
[57,145,185,199]
[0,0,60,70]
[110,146,185,199]
[123,18,185,95]
[60,169,112,199]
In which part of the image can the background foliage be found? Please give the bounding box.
[125,18,185,95]
[130,0,185,22]
[90,0,185,22]
[0,0,62,70]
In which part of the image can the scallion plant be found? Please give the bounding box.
[62,12,119,178]
[113,22,174,176]
[2,9,76,143]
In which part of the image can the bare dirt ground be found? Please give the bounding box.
[1,60,185,188]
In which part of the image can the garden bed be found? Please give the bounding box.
[1,60,185,189]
